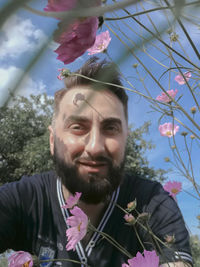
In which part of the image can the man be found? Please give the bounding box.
[0,58,193,267]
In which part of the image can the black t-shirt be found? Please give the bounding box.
[0,171,193,266]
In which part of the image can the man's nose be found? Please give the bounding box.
[85,127,105,157]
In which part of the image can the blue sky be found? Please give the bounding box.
[0,0,200,236]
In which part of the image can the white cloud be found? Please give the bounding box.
[0,15,47,60]
[0,66,47,106]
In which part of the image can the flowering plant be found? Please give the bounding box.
[163,181,182,200]
[8,251,33,267]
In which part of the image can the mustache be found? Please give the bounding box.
[74,155,113,164]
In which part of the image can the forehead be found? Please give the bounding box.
[58,86,126,121]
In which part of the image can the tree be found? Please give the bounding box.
[190,235,200,267]
[0,94,53,184]
[0,94,167,184]
[125,122,167,182]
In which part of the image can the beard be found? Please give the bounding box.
[52,144,125,204]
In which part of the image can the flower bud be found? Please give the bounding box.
[181,131,188,137]
[190,106,197,114]
[164,157,170,162]
[190,135,195,140]
[165,234,175,244]
[132,63,138,68]
[126,199,137,212]
[124,214,136,224]
[167,28,172,34]
[170,33,179,42]
[137,212,150,223]
[171,145,176,149]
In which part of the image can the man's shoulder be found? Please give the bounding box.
[119,173,166,208]
[121,173,162,195]
[21,170,56,184]
[18,170,57,193]
[0,170,57,196]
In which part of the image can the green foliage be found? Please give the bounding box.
[0,94,54,184]
[190,235,200,267]
[0,94,166,184]
[0,257,8,267]
[125,123,167,182]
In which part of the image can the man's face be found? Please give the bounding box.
[49,86,128,203]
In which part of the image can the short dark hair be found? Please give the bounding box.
[53,57,128,123]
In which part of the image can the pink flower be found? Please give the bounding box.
[87,30,111,55]
[44,0,100,64]
[66,206,88,251]
[159,122,179,137]
[8,251,33,267]
[55,17,98,64]
[44,0,77,12]
[163,181,182,200]
[156,89,178,103]
[175,71,191,85]
[62,192,82,209]
[122,250,160,267]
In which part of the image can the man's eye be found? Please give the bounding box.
[104,125,120,134]
[70,124,83,130]
[68,124,87,135]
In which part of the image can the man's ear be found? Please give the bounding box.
[48,125,54,156]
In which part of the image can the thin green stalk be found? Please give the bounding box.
[131,17,200,71]
[105,51,137,91]
[106,6,170,20]
[115,204,172,251]
[173,63,200,113]
[118,4,200,69]
[166,155,193,183]
[23,0,138,20]
[67,72,176,109]
[106,23,200,133]
[89,225,133,258]
[133,225,146,250]
[170,117,193,179]
[0,0,31,28]
[39,258,90,266]
[182,189,200,201]
[183,136,200,197]
[173,117,200,140]
[184,136,195,180]
[164,0,200,60]
[109,10,182,67]
[145,222,169,264]
[106,0,200,21]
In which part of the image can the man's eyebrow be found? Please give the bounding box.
[102,117,122,125]
[63,115,89,124]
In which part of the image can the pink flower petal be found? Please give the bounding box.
[66,206,88,251]
[163,181,182,200]
[44,0,77,12]
[159,122,179,137]
[54,17,98,64]
[122,250,160,267]
[44,0,100,64]
[8,251,33,267]
[156,89,178,103]
[124,214,135,223]
[87,30,111,55]
[175,71,191,85]
[62,192,82,209]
